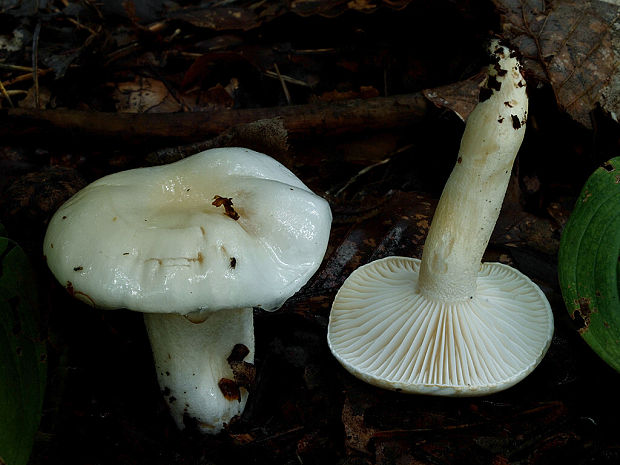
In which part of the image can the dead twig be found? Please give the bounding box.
[3,92,429,142]
[273,63,292,104]
[330,143,415,197]
[264,70,311,87]
[0,80,14,108]
[0,63,43,72]
[32,22,42,110]
[2,69,53,86]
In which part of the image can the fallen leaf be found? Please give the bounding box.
[168,6,262,31]
[290,0,413,18]
[166,1,415,30]
[113,76,182,113]
[17,85,51,109]
[181,52,259,90]
[494,0,620,127]
[423,72,486,122]
[342,391,374,455]
[0,167,87,242]
[342,379,572,465]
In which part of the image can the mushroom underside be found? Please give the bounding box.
[327,257,554,396]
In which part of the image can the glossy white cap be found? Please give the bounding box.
[44,147,332,315]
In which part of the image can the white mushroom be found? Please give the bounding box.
[327,42,554,396]
[44,147,332,433]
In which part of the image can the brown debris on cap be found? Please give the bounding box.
[212,195,240,220]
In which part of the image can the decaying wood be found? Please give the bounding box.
[2,93,428,143]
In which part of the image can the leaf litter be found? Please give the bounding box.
[494,0,620,126]
[0,1,619,464]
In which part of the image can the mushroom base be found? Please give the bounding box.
[327,257,554,396]
[144,308,255,434]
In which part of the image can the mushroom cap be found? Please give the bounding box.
[44,148,332,314]
[327,257,554,395]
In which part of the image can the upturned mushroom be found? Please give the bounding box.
[327,42,554,395]
[44,147,332,432]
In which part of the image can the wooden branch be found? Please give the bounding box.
[2,93,428,142]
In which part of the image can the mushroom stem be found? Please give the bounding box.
[417,43,528,302]
[143,307,254,434]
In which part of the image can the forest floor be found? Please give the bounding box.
[1,0,620,464]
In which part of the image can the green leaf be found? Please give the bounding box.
[0,225,47,465]
[558,158,620,372]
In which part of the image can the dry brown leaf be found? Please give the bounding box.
[167,0,414,30]
[113,76,182,113]
[494,0,620,127]
[342,392,374,455]
[168,7,261,31]
[18,85,52,110]
[423,72,486,122]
